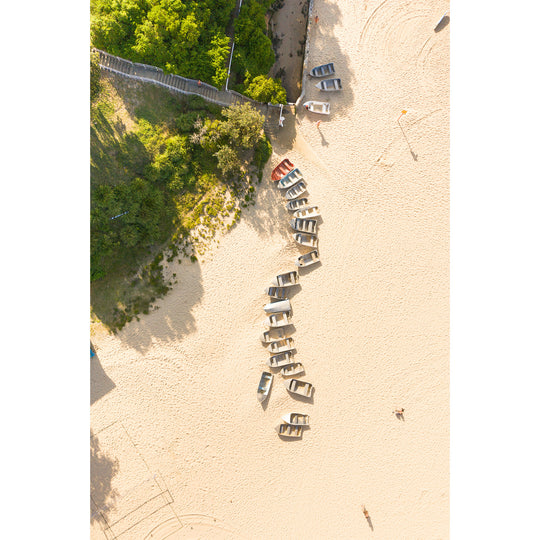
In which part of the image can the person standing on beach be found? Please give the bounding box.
[393,408,404,415]
[316,120,321,129]
[362,506,370,519]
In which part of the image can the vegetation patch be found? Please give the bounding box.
[90,0,286,103]
[91,66,271,332]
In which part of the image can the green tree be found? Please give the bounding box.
[214,144,241,175]
[220,102,265,148]
[244,75,286,104]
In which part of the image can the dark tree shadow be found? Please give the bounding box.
[90,351,116,405]
[114,257,204,353]
[90,430,119,526]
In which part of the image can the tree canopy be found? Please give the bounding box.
[90,0,287,100]
[91,0,236,87]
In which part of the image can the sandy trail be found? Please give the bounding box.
[91,1,449,538]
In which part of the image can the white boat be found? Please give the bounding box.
[266,337,295,354]
[296,250,320,267]
[303,101,330,115]
[309,62,335,78]
[293,206,320,219]
[282,412,310,426]
[263,299,291,313]
[315,78,342,91]
[260,327,293,343]
[265,312,291,328]
[285,181,308,200]
[271,271,299,288]
[267,351,295,368]
[275,423,303,438]
[286,198,309,212]
[265,286,289,300]
[257,372,273,402]
[276,168,303,190]
[280,362,304,377]
[285,378,314,398]
[293,233,318,249]
[290,218,317,234]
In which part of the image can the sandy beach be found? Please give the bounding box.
[91,0,449,538]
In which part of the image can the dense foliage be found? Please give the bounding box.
[91,0,235,87]
[91,75,271,330]
[90,0,286,102]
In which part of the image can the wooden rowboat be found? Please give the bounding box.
[275,423,303,438]
[295,250,320,268]
[286,198,309,212]
[285,378,314,398]
[282,412,310,426]
[260,327,293,343]
[280,362,304,377]
[315,78,342,91]
[265,312,291,328]
[265,286,290,300]
[285,181,308,200]
[271,271,299,288]
[309,62,335,78]
[257,372,273,402]
[293,206,320,219]
[290,218,317,234]
[293,233,318,249]
[267,351,295,368]
[271,158,294,182]
[277,168,303,190]
[263,299,291,314]
[303,101,330,115]
[266,337,295,354]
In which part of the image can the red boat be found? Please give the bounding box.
[271,158,294,182]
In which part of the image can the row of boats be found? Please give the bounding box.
[303,62,342,116]
[272,158,321,268]
[255,157,323,438]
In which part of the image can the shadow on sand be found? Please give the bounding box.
[90,430,119,526]
[113,257,204,354]
[91,351,116,405]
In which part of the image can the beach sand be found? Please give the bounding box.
[91,0,449,537]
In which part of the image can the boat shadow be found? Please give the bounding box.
[434,14,450,33]
[286,388,315,404]
[298,260,322,276]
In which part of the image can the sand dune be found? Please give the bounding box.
[91,1,449,537]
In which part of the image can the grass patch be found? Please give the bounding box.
[91,72,272,332]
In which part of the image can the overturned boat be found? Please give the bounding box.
[263,299,291,314]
